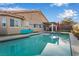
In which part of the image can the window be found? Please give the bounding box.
[10,18,14,27]
[10,17,22,27]
[39,24,42,28]
[2,16,6,27]
[15,20,18,27]
[15,18,22,27]
[33,24,43,28]
[34,24,37,28]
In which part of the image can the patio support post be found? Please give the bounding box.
[52,24,53,32]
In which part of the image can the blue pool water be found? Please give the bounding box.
[0,33,71,56]
[20,29,33,34]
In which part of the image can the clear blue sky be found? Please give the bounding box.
[0,3,79,23]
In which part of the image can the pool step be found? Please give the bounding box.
[41,43,71,56]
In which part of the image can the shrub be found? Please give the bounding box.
[72,24,79,39]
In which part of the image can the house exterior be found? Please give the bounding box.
[0,10,48,35]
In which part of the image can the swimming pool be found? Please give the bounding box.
[0,33,71,56]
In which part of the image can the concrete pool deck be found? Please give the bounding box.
[70,33,79,56]
[0,33,41,42]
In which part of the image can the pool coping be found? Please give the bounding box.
[69,33,73,56]
[0,33,41,42]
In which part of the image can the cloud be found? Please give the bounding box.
[0,3,14,5]
[0,3,14,7]
[0,3,28,11]
[50,3,68,7]
[0,3,36,11]
[0,7,27,11]
[57,9,78,19]
[0,6,37,11]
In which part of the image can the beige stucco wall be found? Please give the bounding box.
[0,11,48,35]
[0,16,8,35]
[6,16,23,34]
[13,12,44,32]
[0,16,2,34]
